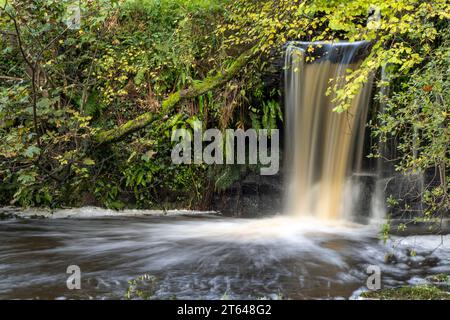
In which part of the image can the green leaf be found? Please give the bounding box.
[37,98,51,109]
[17,174,35,184]
[23,146,41,158]
[83,158,95,166]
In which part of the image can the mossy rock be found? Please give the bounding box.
[361,285,450,300]
[125,274,158,300]
[426,273,449,283]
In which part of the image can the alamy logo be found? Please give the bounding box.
[66,265,81,290]
[66,4,81,30]
[171,121,279,175]
[366,265,381,290]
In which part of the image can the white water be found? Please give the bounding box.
[284,41,376,221]
[1,211,449,299]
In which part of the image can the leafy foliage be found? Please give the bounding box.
[0,0,448,216]
[372,30,449,224]
[0,0,226,208]
[217,0,449,112]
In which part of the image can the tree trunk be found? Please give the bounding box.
[94,48,256,145]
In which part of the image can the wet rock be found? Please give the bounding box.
[426,274,449,283]
[384,253,398,264]
[425,274,450,291]
[422,256,440,268]
[0,206,52,219]
[350,174,377,221]
[212,172,283,217]
[406,255,439,268]
[125,274,159,300]
[0,206,20,219]
[0,206,220,219]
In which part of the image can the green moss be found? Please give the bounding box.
[361,285,450,300]
[95,47,256,145]
[427,274,449,283]
[162,91,181,110]
[125,274,158,300]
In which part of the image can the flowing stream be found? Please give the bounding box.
[1,41,448,300]
[0,210,449,299]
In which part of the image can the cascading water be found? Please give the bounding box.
[1,42,448,300]
[285,41,374,221]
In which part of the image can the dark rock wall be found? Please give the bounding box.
[213,173,284,217]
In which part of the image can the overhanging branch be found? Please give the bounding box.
[94,47,256,145]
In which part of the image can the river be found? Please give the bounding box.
[0,208,448,299]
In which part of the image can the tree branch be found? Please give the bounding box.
[94,47,256,145]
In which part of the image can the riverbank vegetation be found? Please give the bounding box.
[0,0,448,226]
[361,285,450,300]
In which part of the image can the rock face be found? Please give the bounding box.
[383,170,448,220]
[212,173,283,217]
[349,174,378,222]
[384,173,425,219]
[211,169,448,221]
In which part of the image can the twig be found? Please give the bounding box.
[0,75,24,81]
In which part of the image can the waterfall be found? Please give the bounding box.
[284,41,374,221]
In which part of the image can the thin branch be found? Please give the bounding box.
[0,75,24,81]
[94,47,257,145]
